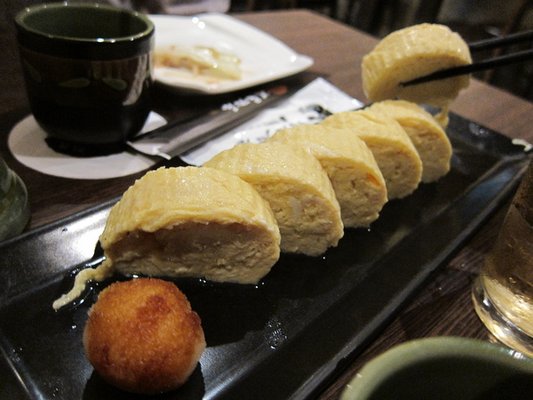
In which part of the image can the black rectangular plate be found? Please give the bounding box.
[0,113,531,400]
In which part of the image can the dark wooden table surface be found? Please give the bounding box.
[1,6,532,399]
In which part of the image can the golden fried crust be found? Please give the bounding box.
[83,278,206,394]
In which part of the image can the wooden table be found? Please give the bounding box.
[1,7,532,399]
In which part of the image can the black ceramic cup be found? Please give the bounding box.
[15,2,154,155]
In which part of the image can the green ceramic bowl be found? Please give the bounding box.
[15,2,154,155]
[341,337,533,400]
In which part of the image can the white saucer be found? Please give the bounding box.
[8,113,166,180]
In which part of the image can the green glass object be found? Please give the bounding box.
[0,158,30,241]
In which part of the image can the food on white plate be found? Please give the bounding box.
[268,123,388,228]
[322,109,423,199]
[53,166,280,309]
[362,23,472,126]
[204,142,344,256]
[83,278,205,394]
[154,45,242,81]
[368,100,452,183]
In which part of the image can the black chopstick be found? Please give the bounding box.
[402,48,533,86]
[469,30,533,52]
[401,30,533,87]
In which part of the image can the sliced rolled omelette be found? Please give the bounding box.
[322,109,423,199]
[53,166,281,309]
[368,100,452,183]
[100,166,281,283]
[268,124,387,228]
[204,142,344,256]
[362,23,471,125]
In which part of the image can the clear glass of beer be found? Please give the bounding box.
[472,160,533,356]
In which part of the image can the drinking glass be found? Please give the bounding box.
[472,160,533,356]
[0,157,30,241]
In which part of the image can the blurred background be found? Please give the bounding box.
[2,0,532,101]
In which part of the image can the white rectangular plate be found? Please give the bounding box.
[150,13,314,94]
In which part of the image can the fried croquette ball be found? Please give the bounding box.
[83,278,205,394]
